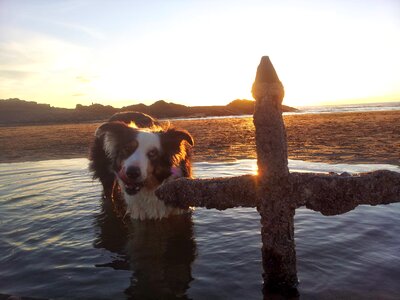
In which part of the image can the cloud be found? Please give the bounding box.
[75,75,92,83]
[72,93,86,97]
[0,70,35,80]
[0,41,44,68]
[0,28,95,104]
[56,21,106,40]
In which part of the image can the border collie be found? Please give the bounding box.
[89,112,194,220]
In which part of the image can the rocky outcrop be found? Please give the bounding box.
[0,98,298,125]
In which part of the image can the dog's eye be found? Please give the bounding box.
[147,149,158,159]
[120,143,137,156]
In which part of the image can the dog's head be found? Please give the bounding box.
[95,121,193,195]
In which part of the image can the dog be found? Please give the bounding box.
[89,112,194,220]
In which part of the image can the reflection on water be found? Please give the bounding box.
[94,198,196,299]
[0,158,399,299]
[294,101,400,114]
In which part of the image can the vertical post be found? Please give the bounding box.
[252,56,298,288]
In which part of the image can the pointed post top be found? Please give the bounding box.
[254,56,281,84]
[252,56,284,101]
[252,56,288,179]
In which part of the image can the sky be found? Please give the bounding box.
[0,0,399,108]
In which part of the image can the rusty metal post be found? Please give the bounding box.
[252,56,298,288]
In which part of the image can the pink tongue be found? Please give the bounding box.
[171,166,182,177]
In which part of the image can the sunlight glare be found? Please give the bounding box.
[15,2,396,108]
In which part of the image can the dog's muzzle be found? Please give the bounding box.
[118,167,144,195]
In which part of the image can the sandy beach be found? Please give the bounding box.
[0,110,399,166]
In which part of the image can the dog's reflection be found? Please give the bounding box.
[94,197,196,299]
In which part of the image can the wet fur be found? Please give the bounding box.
[89,112,193,220]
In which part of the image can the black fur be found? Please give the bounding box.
[89,111,193,199]
[108,112,160,128]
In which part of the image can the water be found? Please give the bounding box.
[292,101,400,115]
[0,159,399,299]
[168,101,400,120]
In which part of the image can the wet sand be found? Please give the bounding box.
[0,110,399,166]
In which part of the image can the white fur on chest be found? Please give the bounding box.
[124,188,187,220]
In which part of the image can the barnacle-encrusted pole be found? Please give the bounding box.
[156,171,400,212]
[155,56,400,290]
[156,175,257,210]
[252,56,298,288]
[291,170,400,215]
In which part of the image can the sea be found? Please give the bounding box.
[170,101,400,121]
[291,101,400,114]
[1,158,399,299]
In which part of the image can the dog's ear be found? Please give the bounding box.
[160,128,194,159]
[108,112,161,128]
[162,128,194,147]
[94,122,136,158]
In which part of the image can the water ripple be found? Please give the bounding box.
[0,158,399,299]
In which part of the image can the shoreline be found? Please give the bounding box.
[0,110,399,166]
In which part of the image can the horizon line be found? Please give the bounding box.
[1,96,400,110]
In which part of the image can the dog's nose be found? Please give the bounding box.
[126,166,141,179]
